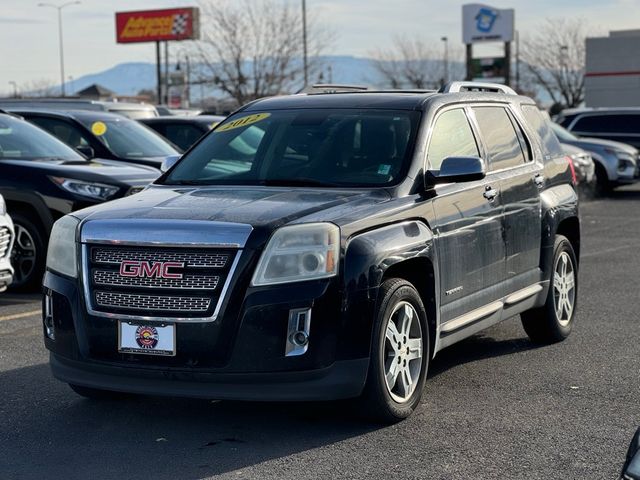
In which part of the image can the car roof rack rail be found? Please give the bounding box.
[439,81,517,95]
[298,84,370,94]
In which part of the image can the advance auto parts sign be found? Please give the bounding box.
[115,7,200,44]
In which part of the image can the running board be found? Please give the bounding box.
[504,284,543,306]
[441,301,503,334]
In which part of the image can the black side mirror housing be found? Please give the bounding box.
[76,145,95,159]
[161,154,181,173]
[427,156,486,185]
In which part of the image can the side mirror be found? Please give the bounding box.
[428,156,486,185]
[76,145,95,159]
[161,154,181,173]
[622,427,640,479]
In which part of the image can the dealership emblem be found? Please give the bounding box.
[475,7,498,33]
[119,260,184,279]
[135,325,159,349]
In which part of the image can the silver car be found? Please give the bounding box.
[0,194,14,292]
[551,122,638,193]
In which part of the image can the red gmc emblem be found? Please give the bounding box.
[119,260,184,279]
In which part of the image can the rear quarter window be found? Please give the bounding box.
[521,105,564,158]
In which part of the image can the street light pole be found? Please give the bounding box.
[302,0,308,87]
[38,1,80,97]
[9,81,18,98]
[441,36,449,86]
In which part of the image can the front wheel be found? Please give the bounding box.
[521,235,578,344]
[9,213,45,292]
[358,278,429,423]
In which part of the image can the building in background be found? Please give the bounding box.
[585,30,640,107]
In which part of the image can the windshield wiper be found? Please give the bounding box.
[259,178,340,188]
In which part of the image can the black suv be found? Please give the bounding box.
[43,83,580,422]
[10,109,179,168]
[139,115,225,151]
[0,113,159,290]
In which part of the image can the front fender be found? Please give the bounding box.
[337,221,437,359]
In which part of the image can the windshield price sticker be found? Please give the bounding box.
[216,113,270,132]
[91,121,108,136]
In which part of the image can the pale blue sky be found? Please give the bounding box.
[1,0,639,95]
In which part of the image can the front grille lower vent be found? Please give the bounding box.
[95,291,211,312]
[0,227,11,258]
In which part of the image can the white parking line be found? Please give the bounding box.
[0,310,41,322]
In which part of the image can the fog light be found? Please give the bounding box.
[44,291,55,340]
[285,308,311,356]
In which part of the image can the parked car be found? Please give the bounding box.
[561,143,596,194]
[155,105,202,116]
[0,112,159,290]
[0,99,158,119]
[43,82,580,422]
[139,115,225,151]
[10,109,180,169]
[622,427,640,479]
[0,194,15,293]
[551,121,638,193]
[556,107,640,150]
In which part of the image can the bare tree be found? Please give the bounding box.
[19,78,58,97]
[194,0,330,106]
[370,37,464,89]
[521,18,591,108]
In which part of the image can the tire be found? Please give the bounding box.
[521,235,578,344]
[594,163,612,196]
[69,384,128,400]
[358,278,429,423]
[9,213,46,292]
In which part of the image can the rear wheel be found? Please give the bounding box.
[521,235,578,343]
[359,278,429,423]
[9,214,45,292]
[594,163,612,196]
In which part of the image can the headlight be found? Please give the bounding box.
[49,177,119,201]
[0,196,5,215]
[251,223,339,286]
[46,215,79,278]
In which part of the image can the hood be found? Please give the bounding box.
[75,185,391,245]
[1,157,159,186]
[568,137,638,154]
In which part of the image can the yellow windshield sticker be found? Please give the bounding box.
[216,113,270,132]
[91,121,107,136]
[210,121,219,129]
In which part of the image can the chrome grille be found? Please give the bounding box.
[95,291,211,312]
[0,227,11,258]
[86,245,238,320]
[93,248,228,268]
[93,269,220,290]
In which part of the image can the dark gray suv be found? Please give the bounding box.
[43,82,580,422]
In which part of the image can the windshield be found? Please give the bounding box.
[0,114,84,161]
[551,122,579,141]
[163,109,420,187]
[77,116,178,158]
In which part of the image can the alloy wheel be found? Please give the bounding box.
[10,224,37,286]
[553,251,576,326]
[383,301,423,404]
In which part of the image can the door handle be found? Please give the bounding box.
[483,187,498,201]
[534,173,545,188]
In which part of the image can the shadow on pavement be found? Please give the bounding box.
[0,362,381,480]
[0,292,41,308]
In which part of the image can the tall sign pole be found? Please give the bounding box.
[302,0,308,87]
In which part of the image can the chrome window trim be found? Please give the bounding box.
[82,245,242,324]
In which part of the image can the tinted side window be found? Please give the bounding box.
[27,117,91,148]
[164,124,205,151]
[572,114,640,134]
[473,107,525,171]
[522,105,564,157]
[427,109,479,170]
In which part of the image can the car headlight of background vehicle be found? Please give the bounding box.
[252,223,339,286]
[605,148,636,171]
[46,215,79,278]
[49,177,119,201]
[0,195,5,215]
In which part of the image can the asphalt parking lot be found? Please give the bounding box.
[1,187,639,480]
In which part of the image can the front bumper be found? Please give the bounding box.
[50,353,368,401]
[43,268,374,401]
[0,214,14,291]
